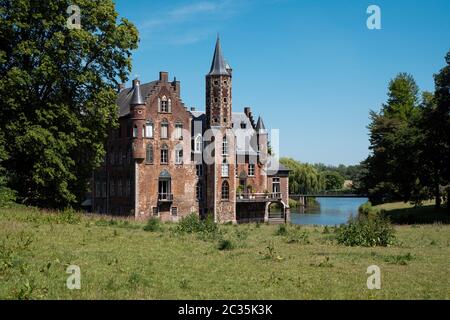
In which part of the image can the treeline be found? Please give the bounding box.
[280,158,361,194]
[359,52,450,209]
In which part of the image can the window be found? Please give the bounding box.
[126,179,131,197]
[248,164,255,176]
[196,164,203,177]
[142,125,145,139]
[160,96,171,112]
[160,144,168,164]
[196,182,202,200]
[221,160,229,177]
[175,145,183,165]
[133,125,138,138]
[102,182,106,197]
[95,181,101,197]
[110,180,115,196]
[161,119,168,139]
[214,80,219,86]
[127,147,131,164]
[214,98,218,103]
[224,98,227,103]
[117,180,122,197]
[110,148,115,165]
[118,148,122,165]
[194,135,202,153]
[240,122,246,129]
[152,207,159,216]
[222,136,228,155]
[146,144,153,164]
[221,181,229,200]
[171,207,178,216]
[175,122,183,140]
[145,121,153,138]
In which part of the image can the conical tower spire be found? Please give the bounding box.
[208,36,229,76]
[256,116,266,132]
[130,78,144,106]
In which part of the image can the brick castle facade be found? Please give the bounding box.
[91,38,290,223]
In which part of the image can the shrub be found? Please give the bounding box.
[176,213,219,240]
[143,217,161,232]
[274,224,288,236]
[217,239,234,251]
[285,229,310,245]
[358,202,380,220]
[335,216,396,247]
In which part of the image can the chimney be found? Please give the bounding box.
[172,77,180,97]
[244,107,252,118]
[159,71,168,82]
[190,107,196,111]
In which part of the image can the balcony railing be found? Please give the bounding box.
[158,193,173,202]
[236,192,282,202]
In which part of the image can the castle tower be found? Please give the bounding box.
[256,116,268,164]
[205,37,236,223]
[130,79,146,161]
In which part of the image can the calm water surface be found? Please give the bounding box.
[290,197,368,226]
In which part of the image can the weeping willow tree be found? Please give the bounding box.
[280,158,325,194]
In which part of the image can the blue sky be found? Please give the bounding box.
[115,0,450,166]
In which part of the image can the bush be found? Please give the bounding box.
[176,213,219,240]
[358,202,381,220]
[335,216,396,247]
[0,186,16,208]
[274,224,288,236]
[143,217,161,232]
[217,239,234,251]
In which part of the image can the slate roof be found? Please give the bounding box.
[116,81,158,117]
[208,37,230,76]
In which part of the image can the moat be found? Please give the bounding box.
[290,197,368,226]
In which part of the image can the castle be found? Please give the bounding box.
[91,38,290,223]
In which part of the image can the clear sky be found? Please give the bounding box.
[115,0,450,166]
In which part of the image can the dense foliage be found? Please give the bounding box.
[0,0,139,208]
[335,215,396,247]
[360,54,450,208]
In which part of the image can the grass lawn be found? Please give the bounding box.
[0,206,449,300]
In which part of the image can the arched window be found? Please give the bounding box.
[175,144,183,165]
[168,98,172,113]
[194,135,202,153]
[142,125,145,139]
[133,125,138,138]
[221,181,229,200]
[160,144,168,164]
[221,159,229,177]
[145,120,153,138]
[175,122,183,140]
[222,135,228,155]
[196,182,202,200]
[146,144,153,164]
[161,119,169,139]
[160,96,168,112]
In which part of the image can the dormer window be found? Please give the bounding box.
[240,122,246,129]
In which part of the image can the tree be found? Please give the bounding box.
[280,158,325,194]
[0,0,139,208]
[322,171,345,191]
[360,73,423,204]
[418,52,450,209]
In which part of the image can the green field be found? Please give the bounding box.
[0,205,449,300]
